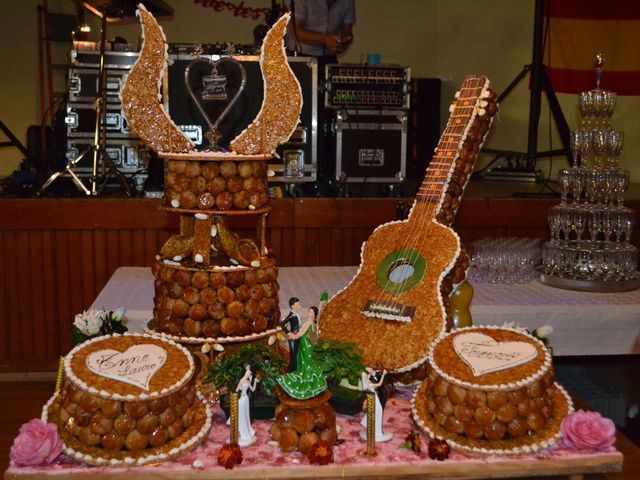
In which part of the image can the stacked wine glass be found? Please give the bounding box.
[540,57,638,291]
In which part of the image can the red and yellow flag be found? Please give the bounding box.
[544,0,640,95]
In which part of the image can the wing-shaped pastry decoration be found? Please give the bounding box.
[230,13,303,155]
[121,4,194,154]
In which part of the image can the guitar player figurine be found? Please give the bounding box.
[281,297,302,372]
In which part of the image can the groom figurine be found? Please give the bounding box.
[281,297,302,372]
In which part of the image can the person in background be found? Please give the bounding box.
[287,0,356,195]
[288,0,355,64]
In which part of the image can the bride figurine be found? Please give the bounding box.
[359,367,392,443]
[228,364,259,446]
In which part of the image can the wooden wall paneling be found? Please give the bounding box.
[307,227,322,266]
[131,229,146,266]
[105,229,122,279]
[313,225,332,266]
[281,228,296,266]
[266,227,282,261]
[28,230,46,358]
[93,229,108,301]
[342,226,357,267]
[66,230,85,323]
[281,227,294,266]
[53,230,71,355]
[2,231,20,365]
[329,228,343,265]
[143,229,158,265]
[16,230,33,360]
[41,230,57,359]
[0,232,7,362]
[80,230,97,308]
[118,230,134,267]
[293,227,307,267]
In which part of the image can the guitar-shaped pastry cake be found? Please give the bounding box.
[318,75,497,373]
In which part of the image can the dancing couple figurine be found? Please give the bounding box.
[277,298,327,400]
[360,367,392,443]
[228,364,259,446]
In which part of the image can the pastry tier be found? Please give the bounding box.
[120,5,194,154]
[150,259,280,342]
[230,13,302,155]
[413,326,573,454]
[44,334,211,466]
[162,154,270,212]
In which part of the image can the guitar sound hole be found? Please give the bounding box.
[376,248,426,294]
[389,261,415,284]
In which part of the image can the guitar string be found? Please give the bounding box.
[407,77,487,293]
[372,77,485,316]
[405,78,487,292]
[402,79,484,293]
[371,79,478,310]
[379,78,488,315]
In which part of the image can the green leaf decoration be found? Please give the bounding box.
[204,343,287,397]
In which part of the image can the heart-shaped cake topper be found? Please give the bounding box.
[453,332,537,377]
[185,56,247,150]
[86,344,167,391]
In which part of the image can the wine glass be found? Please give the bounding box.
[614,170,630,206]
[569,130,581,167]
[602,91,617,126]
[588,209,602,242]
[591,129,608,169]
[577,128,592,167]
[606,130,624,168]
[578,92,594,126]
[559,169,571,204]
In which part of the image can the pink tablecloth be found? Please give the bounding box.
[6,387,621,478]
[91,267,640,356]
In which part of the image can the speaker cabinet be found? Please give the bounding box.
[335,110,407,183]
[165,55,318,182]
[407,78,441,188]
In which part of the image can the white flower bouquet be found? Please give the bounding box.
[71,308,127,346]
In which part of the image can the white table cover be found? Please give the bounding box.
[91,266,640,356]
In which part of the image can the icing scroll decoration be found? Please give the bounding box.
[453,332,537,377]
[230,13,303,154]
[121,4,195,154]
[86,344,167,391]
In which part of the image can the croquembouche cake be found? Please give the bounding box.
[412,326,573,455]
[117,4,302,345]
[44,333,211,466]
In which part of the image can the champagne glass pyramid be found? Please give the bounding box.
[541,54,637,289]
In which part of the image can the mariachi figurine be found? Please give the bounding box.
[228,364,259,446]
[281,297,302,372]
[360,367,392,442]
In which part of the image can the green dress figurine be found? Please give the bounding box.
[277,308,327,400]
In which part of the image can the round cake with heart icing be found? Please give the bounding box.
[412,325,572,455]
[43,333,211,466]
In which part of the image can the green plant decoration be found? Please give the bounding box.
[311,339,365,389]
[203,343,287,397]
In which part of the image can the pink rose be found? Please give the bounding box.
[10,419,62,467]
[560,410,616,451]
